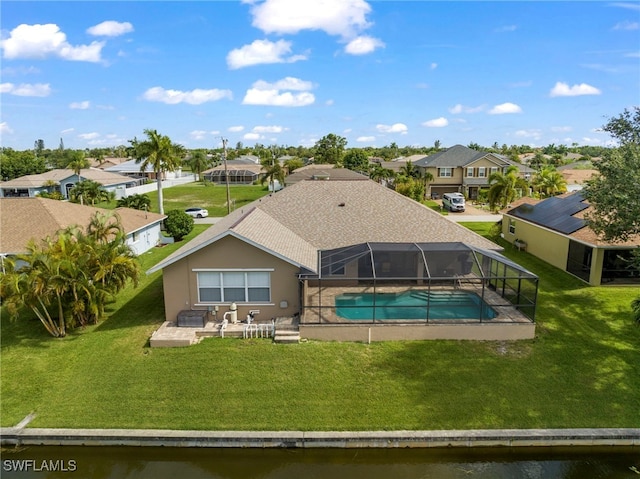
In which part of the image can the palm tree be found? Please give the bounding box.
[260,157,285,191]
[69,179,110,205]
[533,167,567,197]
[130,129,184,215]
[369,164,395,184]
[188,149,212,182]
[67,151,90,182]
[87,211,123,244]
[283,157,304,174]
[487,165,522,211]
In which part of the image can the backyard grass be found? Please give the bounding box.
[1,221,639,431]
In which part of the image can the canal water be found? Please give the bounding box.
[1,446,639,478]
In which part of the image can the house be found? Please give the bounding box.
[413,145,534,200]
[0,197,166,256]
[148,177,538,342]
[202,164,263,185]
[284,164,369,186]
[502,191,639,285]
[0,168,139,199]
[104,158,183,180]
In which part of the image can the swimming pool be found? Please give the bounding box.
[335,290,497,321]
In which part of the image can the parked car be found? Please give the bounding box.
[185,207,208,218]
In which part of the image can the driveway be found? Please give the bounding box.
[432,200,502,223]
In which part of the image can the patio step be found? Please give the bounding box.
[273,329,300,344]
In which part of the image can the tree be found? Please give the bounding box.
[583,108,640,242]
[314,133,347,165]
[0,148,47,180]
[600,106,640,145]
[533,167,567,197]
[66,150,90,181]
[283,157,304,174]
[188,149,213,181]
[130,129,184,215]
[260,157,285,191]
[395,176,425,202]
[487,166,524,210]
[117,194,151,211]
[342,148,370,173]
[0,213,140,337]
[369,164,394,184]
[69,180,111,205]
[164,209,194,241]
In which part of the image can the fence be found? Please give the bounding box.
[115,174,197,198]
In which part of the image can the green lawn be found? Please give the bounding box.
[96,182,270,217]
[1,222,639,431]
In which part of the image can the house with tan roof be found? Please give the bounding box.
[0,168,139,199]
[0,198,166,256]
[148,177,538,342]
[502,191,639,285]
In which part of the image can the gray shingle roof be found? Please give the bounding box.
[414,145,509,168]
[148,179,502,274]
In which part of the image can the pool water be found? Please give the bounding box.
[335,290,497,321]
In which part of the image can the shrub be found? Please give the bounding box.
[164,209,194,241]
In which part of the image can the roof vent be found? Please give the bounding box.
[338,202,345,207]
[312,173,330,180]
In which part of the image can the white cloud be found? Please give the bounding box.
[421,117,449,127]
[0,82,51,97]
[190,130,208,140]
[69,101,90,110]
[611,2,640,11]
[430,62,438,70]
[249,0,372,38]
[344,35,385,55]
[227,39,307,69]
[488,102,522,114]
[549,82,601,97]
[87,21,134,37]
[1,122,14,134]
[0,24,104,62]
[61,128,75,134]
[325,99,335,106]
[376,123,408,134]
[356,136,376,142]
[78,132,100,140]
[514,129,542,139]
[228,126,245,132]
[253,125,286,133]
[625,51,640,58]
[142,86,233,105]
[495,25,517,33]
[244,132,262,141]
[242,77,315,107]
[449,103,484,114]
[613,20,639,30]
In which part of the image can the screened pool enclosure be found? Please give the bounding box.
[300,242,538,325]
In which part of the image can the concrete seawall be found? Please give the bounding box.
[1,428,639,448]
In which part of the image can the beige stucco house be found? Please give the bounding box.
[502,192,639,285]
[149,177,538,341]
[414,145,534,200]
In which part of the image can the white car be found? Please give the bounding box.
[185,207,208,218]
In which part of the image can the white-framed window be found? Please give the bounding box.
[490,167,498,176]
[509,219,516,235]
[478,167,486,178]
[438,167,453,178]
[466,167,474,177]
[196,270,271,303]
[131,231,139,243]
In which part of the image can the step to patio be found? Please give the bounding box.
[273,330,300,344]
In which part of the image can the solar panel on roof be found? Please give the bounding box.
[510,192,588,234]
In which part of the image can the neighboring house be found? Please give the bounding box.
[284,165,368,186]
[202,164,263,185]
[0,169,139,199]
[89,157,130,169]
[0,197,166,257]
[502,191,639,285]
[559,168,598,192]
[104,158,183,180]
[414,145,534,200]
[148,178,538,341]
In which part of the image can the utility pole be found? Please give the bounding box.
[222,138,231,214]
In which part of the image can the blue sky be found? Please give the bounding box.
[1,1,639,151]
